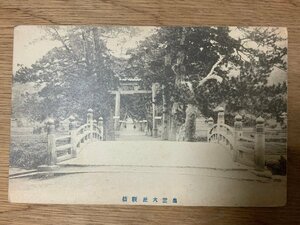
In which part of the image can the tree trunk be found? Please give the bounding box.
[184,104,197,141]
[169,102,179,141]
[169,29,187,141]
[161,84,168,140]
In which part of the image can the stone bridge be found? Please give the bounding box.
[35,107,286,173]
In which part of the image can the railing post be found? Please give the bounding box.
[47,118,56,165]
[281,112,287,129]
[69,116,77,157]
[98,117,103,127]
[87,108,93,142]
[98,116,103,140]
[255,116,265,170]
[217,107,225,143]
[207,117,214,141]
[93,119,97,140]
[233,114,243,162]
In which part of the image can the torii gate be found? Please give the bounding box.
[109,78,160,137]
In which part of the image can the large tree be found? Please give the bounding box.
[126,27,287,140]
[14,26,129,140]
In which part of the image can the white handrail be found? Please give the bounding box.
[76,124,90,135]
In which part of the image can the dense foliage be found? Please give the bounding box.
[14,26,130,139]
[126,27,287,125]
[13,26,287,140]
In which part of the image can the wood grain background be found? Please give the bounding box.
[0,1,300,224]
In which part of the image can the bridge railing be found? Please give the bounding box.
[45,109,103,165]
[208,108,287,170]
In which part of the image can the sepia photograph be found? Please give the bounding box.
[9,25,287,206]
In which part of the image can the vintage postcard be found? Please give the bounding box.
[9,25,287,206]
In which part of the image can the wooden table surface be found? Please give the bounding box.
[0,1,300,224]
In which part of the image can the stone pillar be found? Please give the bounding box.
[138,120,143,132]
[217,107,225,124]
[233,114,243,162]
[114,91,121,131]
[87,108,93,141]
[255,116,265,170]
[281,112,287,129]
[143,120,148,134]
[69,116,77,157]
[87,109,93,124]
[217,107,225,143]
[98,117,103,127]
[207,117,214,127]
[47,118,56,165]
[207,117,214,141]
[152,83,159,137]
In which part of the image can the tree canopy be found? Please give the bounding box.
[13,26,287,138]
[126,27,287,124]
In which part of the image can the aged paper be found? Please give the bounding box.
[9,26,287,206]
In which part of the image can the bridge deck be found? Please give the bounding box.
[10,141,286,206]
[10,139,287,206]
[59,141,248,170]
